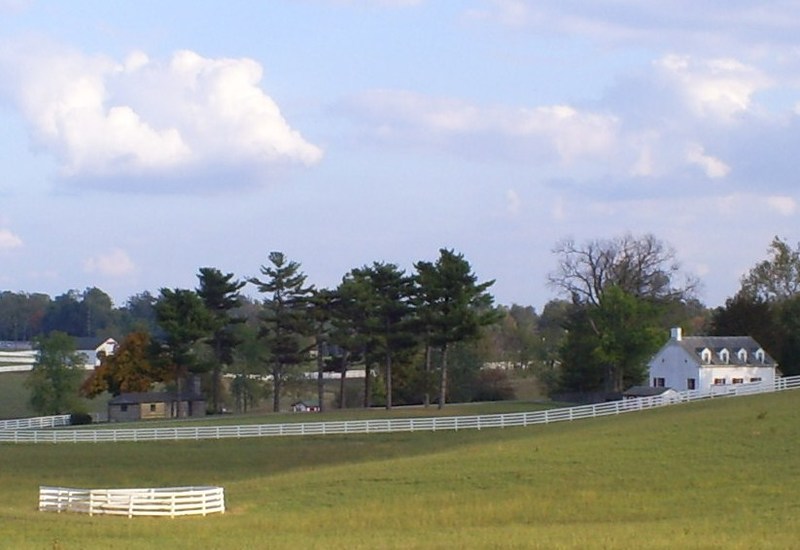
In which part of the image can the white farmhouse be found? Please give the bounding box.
[647,328,778,392]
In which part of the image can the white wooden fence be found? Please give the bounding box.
[39,486,225,518]
[0,414,71,431]
[3,376,799,444]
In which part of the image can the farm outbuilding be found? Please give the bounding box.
[108,392,206,422]
[291,400,320,413]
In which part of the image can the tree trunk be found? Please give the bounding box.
[338,356,348,409]
[272,364,282,412]
[423,343,432,408]
[316,339,325,413]
[438,344,449,410]
[363,361,372,408]
[385,348,393,410]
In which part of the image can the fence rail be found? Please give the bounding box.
[0,414,71,431]
[3,376,799,444]
[39,486,225,518]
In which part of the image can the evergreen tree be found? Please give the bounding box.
[249,252,314,412]
[414,249,496,409]
[154,288,213,414]
[197,267,246,413]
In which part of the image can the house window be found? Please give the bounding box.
[755,349,766,364]
[750,377,762,383]
[687,378,696,390]
[713,378,726,385]
[732,378,744,384]
[737,349,747,363]
[719,349,730,364]
[701,349,712,363]
[149,404,157,412]
[120,404,128,412]
[653,377,665,387]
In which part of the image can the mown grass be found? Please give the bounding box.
[0,372,33,419]
[1,391,798,549]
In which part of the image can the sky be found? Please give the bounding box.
[0,0,799,311]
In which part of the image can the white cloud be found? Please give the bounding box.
[655,55,770,121]
[343,89,618,164]
[83,248,136,277]
[764,196,797,216]
[0,42,323,190]
[686,143,730,179]
[0,229,23,250]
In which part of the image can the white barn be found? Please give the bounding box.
[647,328,778,392]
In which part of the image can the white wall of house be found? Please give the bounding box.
[648,330,777,391]
[649,345,698,390]
[697,365,775,388]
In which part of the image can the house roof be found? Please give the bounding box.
[674,336,776,366]
[109,391,205,405]
[623,386,676,397]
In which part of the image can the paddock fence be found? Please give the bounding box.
[3,375,799,444]
[38,485,225,518]
[0,414,71,431]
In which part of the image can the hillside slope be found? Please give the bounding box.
[0,390,797,548]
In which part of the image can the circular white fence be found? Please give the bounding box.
[39,485,225,518]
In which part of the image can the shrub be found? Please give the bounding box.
[472,369,515,402]
[69,412,93,425]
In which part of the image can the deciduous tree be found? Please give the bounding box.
[25,331,85,415]
[80,331,162,397]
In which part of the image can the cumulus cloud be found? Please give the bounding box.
[654,55,770,121]
[0,42,323,191]
[337,49,796,198]
[0,229,23,250]
[83,248,136,277]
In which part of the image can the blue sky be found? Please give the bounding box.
[1,0,798,310]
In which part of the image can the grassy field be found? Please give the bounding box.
[0,391,798,549]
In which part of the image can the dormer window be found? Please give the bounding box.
[755,349,766,364]
[737,348,747,363]
[701,348,712,364]
[719,349,730,364]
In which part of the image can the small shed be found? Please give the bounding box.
[291,400,320,413]
[108,392,206,422]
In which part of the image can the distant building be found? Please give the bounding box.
[291,400,320,413]
[647,328,778,392]
[108,391,206,422]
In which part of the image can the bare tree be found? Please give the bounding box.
[548,233,698,306]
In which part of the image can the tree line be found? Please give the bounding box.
[23,249,498,415]
[13,235,800,416]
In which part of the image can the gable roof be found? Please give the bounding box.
[674,335,776,367]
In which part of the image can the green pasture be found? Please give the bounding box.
[1,391,798,549]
